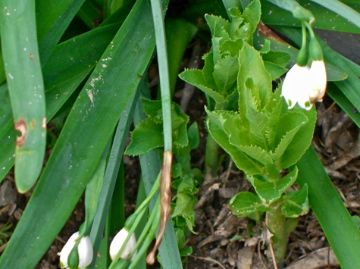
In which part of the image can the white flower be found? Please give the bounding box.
[281,61,327,110]
[109,228,137,260]
[308,60,327,103]
[59,232,93,269]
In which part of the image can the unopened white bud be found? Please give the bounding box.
[109,228,137,260]
[58,232,93,269]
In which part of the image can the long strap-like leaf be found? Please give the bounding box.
[0,0,160,267]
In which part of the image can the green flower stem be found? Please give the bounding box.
[204,135,220,180]
[127,174,160,223]
[109,176,160,268]
[128,200,161,269]
[205,103,225,180]
[133,198,160,251]
[266,204,297,266]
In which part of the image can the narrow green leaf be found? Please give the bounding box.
[166,19,197,94]
[150,0,172,151]
[134,83,183,269]
[77,0,103,29]
[261,1,360,34]
[298,148,360,268]
[327,85,360,127]
[0,0,46,192]
[83,148,108,234]
[0,0,158,267]
[310,0,360,29]
[90,89,139,266]
[37,0,86,63]
[0,23,118,183]
[265,0,315,23]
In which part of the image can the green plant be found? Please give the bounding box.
[0,0,359,268]
[180,0,360,266]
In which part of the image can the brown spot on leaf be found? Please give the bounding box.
[15,119,27,147]
[31,119,36,129]
[28,52,34,60]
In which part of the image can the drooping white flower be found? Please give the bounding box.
[109,228,137,260]
[308,60,327,103]
[59,232,93,269]
[281,64,313,110]
[281,60,327,110]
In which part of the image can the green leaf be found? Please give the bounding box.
[172,175,197,233]
[166,19,197,94]
[0,0,159,267]
[0,23,118,183]
[297,148,360,268]
[212,55,238,94]
[281,184,309,218]
[37,0,87,63]
[239,0,261,40]
[207,110,263,175]
[179,53,225,105]
[229,191,266,221]
[134,83,183,269]
[265,0,315,23]
[309,0,360,29]
[83,149,107,234]
[126,99,189,155]
[263,61,288,80]
[238,43,272,113]
[262,1,360,33]
[262,51,290,80]
[274,108,317,169]
[236,145,273,166]
[328,85,360,127]
[187,122,200,150]
[250,166,298,204]
[0,0,46,192]
[90,91,138,263]
[126,118,163,156]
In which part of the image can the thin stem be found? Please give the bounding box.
[150,0,172,151]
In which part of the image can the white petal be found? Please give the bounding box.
[77,236,93,268]
[110,228,137,260]
[308,60,327,103]
[281,64,313,109]
[59,232,80,268]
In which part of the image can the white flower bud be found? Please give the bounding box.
[59,232,93,269]
[109,228,137,260]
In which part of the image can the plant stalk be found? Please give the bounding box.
[266,204,297,267]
